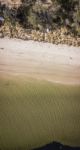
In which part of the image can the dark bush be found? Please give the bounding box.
[0,0,80,35]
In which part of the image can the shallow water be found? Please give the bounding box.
[0,76,80,149]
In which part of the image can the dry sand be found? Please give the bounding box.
[0,37,80,84]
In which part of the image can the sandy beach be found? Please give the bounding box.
[0,37,80,84]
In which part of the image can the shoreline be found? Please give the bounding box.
[0,37,80,85]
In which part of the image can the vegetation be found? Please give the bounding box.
[17,0,80,34]
[0,0,80,45]
[0,0,80,34]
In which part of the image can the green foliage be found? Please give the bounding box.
[28,11,38,29]
[0,0,80,35]
[52,0,80,35]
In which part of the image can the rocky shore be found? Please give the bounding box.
[0,23,80,47]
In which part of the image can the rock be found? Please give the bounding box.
[0,23,80,46]
[34,141,80,150]
[0,31,4,38]
[0,16,4,27]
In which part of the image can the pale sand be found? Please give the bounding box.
[0,37,80,84]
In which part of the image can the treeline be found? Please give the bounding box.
[0,0,80,36]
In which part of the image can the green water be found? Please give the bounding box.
[0,77,80,149]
